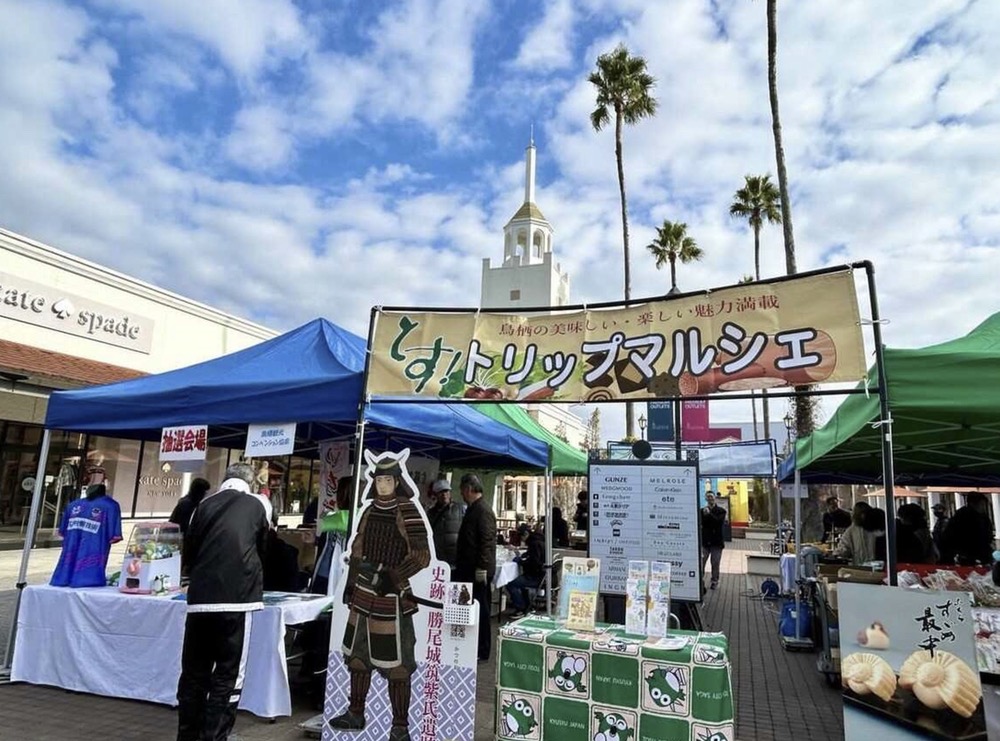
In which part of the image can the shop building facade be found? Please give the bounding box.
[0,227,283,543]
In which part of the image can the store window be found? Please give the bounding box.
[286,456,316,516]
[86,436,141,512]
[133,443,230,518]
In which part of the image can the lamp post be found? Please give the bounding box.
[638,414,647,440]
[783,410,794,455]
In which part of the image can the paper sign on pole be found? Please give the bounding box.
[245,422,297,458]
[318,440,352,528]
[159,425,208,462]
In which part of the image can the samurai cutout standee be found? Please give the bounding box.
[324,449,478,741]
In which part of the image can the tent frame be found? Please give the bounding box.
[366,261,899,628]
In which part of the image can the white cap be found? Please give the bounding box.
[432,479,452,493]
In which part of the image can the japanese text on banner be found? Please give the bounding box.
[368,270,865,402]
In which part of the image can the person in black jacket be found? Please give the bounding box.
[169,477,212,536]
[426,478,463,569]
[701,492,726,590]
[176,462,269,741]
[821,496,852,543]
[940,493,995,565]
[551,507,570,548]
[455,473,497,661]
[505,524,545,616]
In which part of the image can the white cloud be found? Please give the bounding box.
[224,105,296,171]
[98,0,309,80]
[513,0,577,72]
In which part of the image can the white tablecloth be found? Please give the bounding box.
[11,585,332,718]
[494,561,521,589]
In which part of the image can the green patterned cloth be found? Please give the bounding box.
[496,617,735,741]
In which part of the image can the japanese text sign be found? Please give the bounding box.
[245,422,297,458]
[159,425,208,462]
[368,270,865,402]
[838,583,984,740]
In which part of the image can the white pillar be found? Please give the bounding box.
[928,492,940,510]
[524,142,536,204]
[954,492,963,512]
[991,494,1000,543]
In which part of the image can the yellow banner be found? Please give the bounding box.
[369,270,865,402]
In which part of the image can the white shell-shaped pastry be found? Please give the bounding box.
[842,652,897,702]
[899,650,982,718]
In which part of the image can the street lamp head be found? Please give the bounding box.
[783,411,794,431]
[638,414,647,430]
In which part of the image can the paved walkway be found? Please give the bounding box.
[0,541,843,740]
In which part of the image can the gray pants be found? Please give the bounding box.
[702,546,723,586]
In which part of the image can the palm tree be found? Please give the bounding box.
[590,44,657,439]
[767,0,796,277]
[730,175,781,445]
[729,174,781,282]
[646,221,703,294]
[738,273,759,439]
[766,0,816,444]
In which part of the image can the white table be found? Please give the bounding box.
[494,560,521,589]
[11,585,332,718]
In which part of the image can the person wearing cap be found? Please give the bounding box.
[329,457,430,741]
[426,478,463,570]
[931,503,950,556]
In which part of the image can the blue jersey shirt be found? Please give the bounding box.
[50,495,123,588]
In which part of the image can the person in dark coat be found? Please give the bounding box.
[426,478,463,569]
[896,503,937,564]
[822,496,852,543]
[169,478,212,536]
[455,474,497,661]
[701,491,726,590]
[931,503,950,556]
[573,490,589,532]
[551,507,570,548]
[505,524,545,616]
[940,493,995,565]
[177,463,269,741]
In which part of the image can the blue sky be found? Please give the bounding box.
[1,0,997,441]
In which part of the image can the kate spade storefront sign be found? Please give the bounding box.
[0,272,154,353]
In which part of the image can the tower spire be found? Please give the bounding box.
[524,129,536,205]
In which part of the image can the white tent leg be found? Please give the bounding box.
[3,428,52,675]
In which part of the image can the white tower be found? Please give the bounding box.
[480,136,570,308]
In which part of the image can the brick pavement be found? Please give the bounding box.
[0,540,844,741]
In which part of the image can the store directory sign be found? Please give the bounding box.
[588,461,702,602]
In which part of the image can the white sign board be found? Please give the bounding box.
[159,425,208,462]
[779,483,807,498]
[0,271,154,353]
[589,461,702,602]
[245,422,297,458]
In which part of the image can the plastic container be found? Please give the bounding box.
[119,522,182,595]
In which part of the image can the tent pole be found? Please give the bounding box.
[793,466,802,641]
[349,308,381,527]
[3,428,52,675]
[545,467,553,616]
[865,262,897,585]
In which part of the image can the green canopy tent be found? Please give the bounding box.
[780,312,1000,485]
[475,403,588,475]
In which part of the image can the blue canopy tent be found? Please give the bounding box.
[41,318,548,469]
[2,318,549,673]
